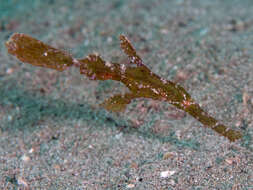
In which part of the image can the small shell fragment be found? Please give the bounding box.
[160,170,176,178]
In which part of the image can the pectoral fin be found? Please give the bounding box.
[101,93,137,112]
[119,35,143,66]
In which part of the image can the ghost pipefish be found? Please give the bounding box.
[5,33,242,141]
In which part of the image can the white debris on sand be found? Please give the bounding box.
[160,170,176,178]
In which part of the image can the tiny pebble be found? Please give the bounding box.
[160,170,176,178]
[54,164,61,171]
[225,158,233,165]
[126,184,135,188]
[29,148,34,153]
[6,68,14,74]
[115,133,123,139]
[7,115,13,121]
[163,152,176,160]
[160,28,169,34]
[21,154,30,162]
[17,177,28,187]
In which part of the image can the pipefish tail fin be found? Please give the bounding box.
[184,103,242,142]
[119,35,143,66]
[212,124,242,142]
[5,33,74,71]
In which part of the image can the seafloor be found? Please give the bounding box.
[0,0,252,189]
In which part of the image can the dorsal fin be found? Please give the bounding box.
[119,35,143,66]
